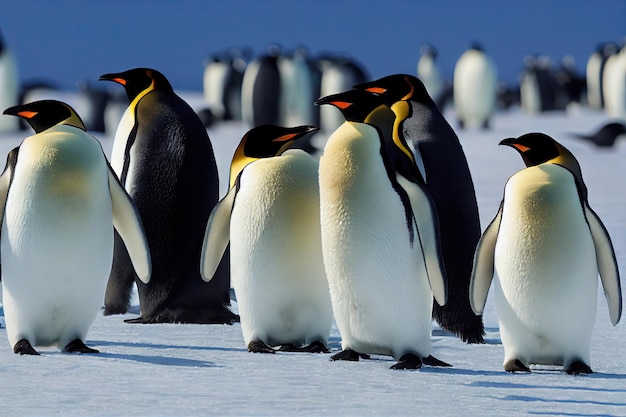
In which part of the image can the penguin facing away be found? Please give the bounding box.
[316,89,449,370]
[470,133,622,374]
[0,100,151,355]
[99,68,236,324]
[354,74,484,344]
[201,124,332,353]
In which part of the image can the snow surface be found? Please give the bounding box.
[0,93,625,416]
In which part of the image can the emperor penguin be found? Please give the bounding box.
[202,48,248,122]
[317,53,369,136]
[201,124,332,353]
[316,89,449,370]
[0,100,151,355]
[417,44,444,108]
[452,43,498,129]
[277,47,317,127]
[602,45,626,120]
[240,46,282,127]
[99,68,236,324]
[0,29,19,132]
[355,74,484,343]
[586,42,618,110]
[470,133,622,374]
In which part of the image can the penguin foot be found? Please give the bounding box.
[278,341,329,353]
[330,349,369,362]
[303,341,330,354]
[504,359,531,373]
[124,316,147,324]
[422,355,452,367]
[63,339,100,354]
[247,340,276,354]
[390,354,423,370]
[566,360,593,375]
[13,339,40,355]
[103,304,130,316]
[126,307,240,324]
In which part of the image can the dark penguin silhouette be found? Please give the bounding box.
[99,68,236,324]
[572,122,626,148]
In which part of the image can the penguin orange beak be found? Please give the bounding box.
[3,105,36,118]
[499,138,530,152]
[99,73,127,85]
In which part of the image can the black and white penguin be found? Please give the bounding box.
[201,124,332,354]
[586,42,618,110]
[452,43,498,129]
[99,68,236,324]
[240,46,282,127]
[202,47,249,123]
[470,133,622,374]
[1,100,151,354]
[0,29,19,132]
[317,53,369,135]
[355,74,484,343]
[316,89,449,370]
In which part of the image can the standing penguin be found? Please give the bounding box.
[470,133,622,374]
[99,68,235,324]
[602,45,626,120]
[0,29,19,132]
[586,42,618,110]
[417,44,444,108]
[240,46,282,127]
[316,89,449,370]
[0,100,151,354]
[452,43,498,129]
[355,74,484,343]
[201,125,332,353]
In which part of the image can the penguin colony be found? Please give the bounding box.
[0,37,623,376]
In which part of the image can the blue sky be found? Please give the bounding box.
[1,1,625,91]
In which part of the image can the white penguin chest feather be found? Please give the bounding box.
[495,165,597,332]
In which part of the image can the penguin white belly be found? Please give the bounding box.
[585,53,602,110]
[203,62,228,120]
[417,56,443,103]
[319,123,433,359]
[454,52,497,127]
[1,134,113,349]
[110,105,134,175]
[230,151,332,347]
[494,165,597,366]
[602,52,626,119]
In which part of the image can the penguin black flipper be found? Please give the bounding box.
[583,203,622,325]
[396,174,447,307]
[0,146,19,277]
[201,184,237,282]
[469,201,503,315]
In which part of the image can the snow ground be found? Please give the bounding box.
[0,93,625,416]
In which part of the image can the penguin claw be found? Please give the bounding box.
[247,340,276,354]
[390,354,423,370]
[13,339,40,355]
[504,359,531,373]
[63,339,99,354]
[566,360,593,375]
[422,355,453,367]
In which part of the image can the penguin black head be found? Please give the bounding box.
[500,132,587,199]
[99,68,174,101]
[229,124,319,188]
[3,100,86,133]
[499,133,564,167]
[315,89,387,123]
[354,74,432,105]
[242,125,319,158]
